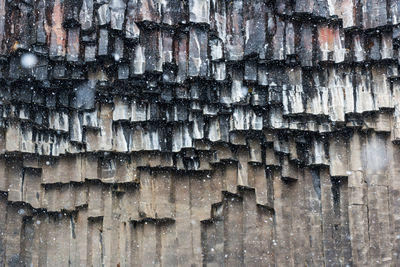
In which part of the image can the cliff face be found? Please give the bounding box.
[0,0,400,266]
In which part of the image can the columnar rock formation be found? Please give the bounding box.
[0,0,400,266]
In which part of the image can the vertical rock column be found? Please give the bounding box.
[348,131,369,265]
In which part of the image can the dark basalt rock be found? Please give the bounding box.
[0,0,400,266]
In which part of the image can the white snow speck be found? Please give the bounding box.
[20,53,38,68]
[18,209,25,215]
[113,53,121,62]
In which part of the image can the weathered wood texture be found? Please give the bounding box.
[0,0,400,266]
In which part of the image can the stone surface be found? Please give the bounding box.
[0,0,400,266]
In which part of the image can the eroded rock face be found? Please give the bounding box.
[0,0,400,266]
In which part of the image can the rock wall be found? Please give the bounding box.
[1,0,400,266]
